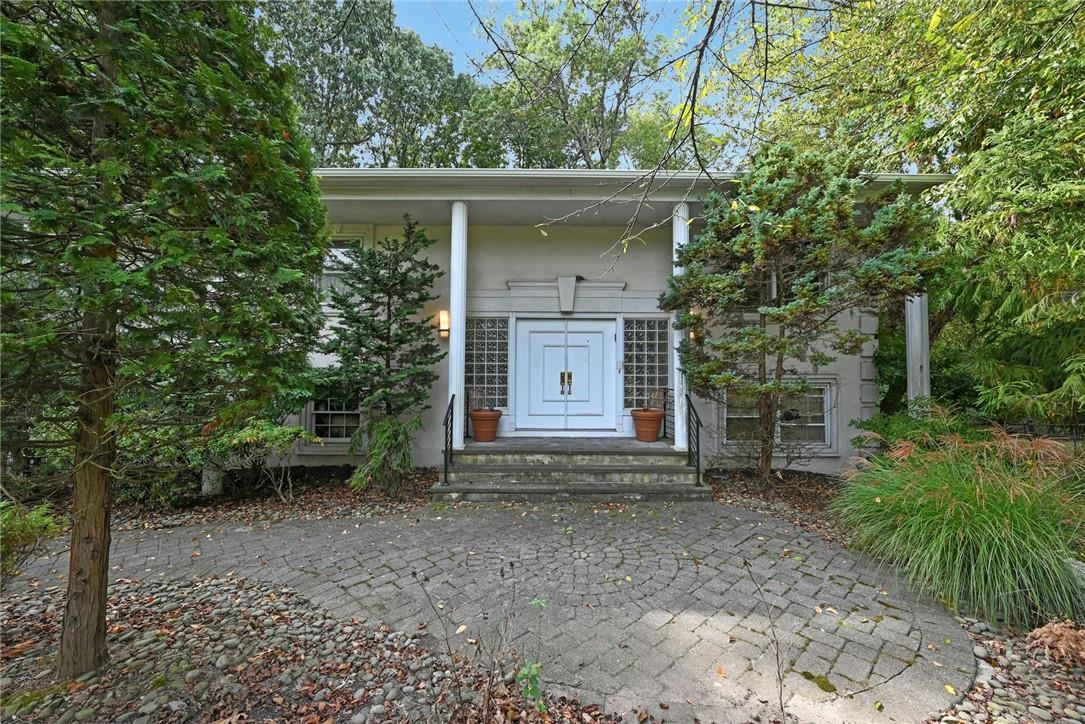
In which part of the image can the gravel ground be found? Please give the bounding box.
[0,577,623,723]
[932,617,1085,724]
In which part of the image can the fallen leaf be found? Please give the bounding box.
[715,665,727,678]
[944,684,956,695]
[455,624,467,635]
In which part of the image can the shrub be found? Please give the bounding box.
[1,501,61,581]
[211,418,318,503]
[833,425,1085,628]
[350,414,420,495]
[853,405,989,449]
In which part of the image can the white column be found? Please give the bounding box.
[671,203,690,451]
[449,201,468,448]
[905,294,931,403]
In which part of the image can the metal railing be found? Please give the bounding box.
[442,394,455,485]
[686,393,702,485]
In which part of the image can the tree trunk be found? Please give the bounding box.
[200,461,225,496]
[58,2,117,678]
[758,393,776,483]
[58,311,116,677]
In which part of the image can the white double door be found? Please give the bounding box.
[515,319,617,431]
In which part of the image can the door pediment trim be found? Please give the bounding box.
[506,279,628,292]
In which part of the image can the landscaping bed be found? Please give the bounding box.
[112,467,436,531]
[931,617,1085,724]
[0,577,621,723]
[705,468,847,542]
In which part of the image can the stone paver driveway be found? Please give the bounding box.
[19,503,974,722]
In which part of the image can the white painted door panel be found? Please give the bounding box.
[514,319,616,431]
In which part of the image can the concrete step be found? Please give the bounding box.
[455,450,687,466]
[443,463,697,485]
[432,481,712,502]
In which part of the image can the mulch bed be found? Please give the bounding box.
[705,468,848,543]
[0,576,629,723]
[112,468,436,531]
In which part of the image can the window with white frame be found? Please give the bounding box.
[319,246,354,298]
[722,383,832,446]
[310,397,361,441]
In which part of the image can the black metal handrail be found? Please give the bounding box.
[686,393,702,486]
[442,394,455,485]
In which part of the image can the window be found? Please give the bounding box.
[780,387,829,444]
[319,246,353,298]
[465,317,508,408]
[623,318,669,409]
[723,383,832,446]
[311,397,361,441]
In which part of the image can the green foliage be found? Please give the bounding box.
[662,143,936,479]
[515,659,547,713]
[743,0,1084,423]
[210,418,318,503]
[1,501,60,581]
[833,427,1085,627]
[473,0,668,168]
[265,0,478,167]
[324,219,444,493]
[350,414,419,495]
[854,407,990,449]
[1,0,328,493]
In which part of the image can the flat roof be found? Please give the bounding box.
[316,167,951,196]
[316,168,952,226]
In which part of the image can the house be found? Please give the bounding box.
[287,168,947,499]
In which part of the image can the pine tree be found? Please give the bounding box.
[323,219,445,493]
[661,144,937,482]
[1,1,327,675]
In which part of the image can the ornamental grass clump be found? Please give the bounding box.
[833,426,1085,628]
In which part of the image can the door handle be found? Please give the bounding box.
[567,370,572,395]
[559,371,566,395]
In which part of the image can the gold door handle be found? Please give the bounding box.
[559,371,566,395]
[567,371,572,395]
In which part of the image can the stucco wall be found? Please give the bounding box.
[287,219,877,476]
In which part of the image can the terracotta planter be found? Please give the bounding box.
[469,409,502,442]
[631,408,664,442]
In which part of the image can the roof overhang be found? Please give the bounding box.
[317,168,951,227]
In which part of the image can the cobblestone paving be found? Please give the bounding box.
[18,503,974,722]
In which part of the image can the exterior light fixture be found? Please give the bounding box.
[438,310,450,339]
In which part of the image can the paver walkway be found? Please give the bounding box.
[18,503,974,722]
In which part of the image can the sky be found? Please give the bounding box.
[392,0,687,75]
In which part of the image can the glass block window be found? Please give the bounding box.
[623,318,669,409]
[311,397,361,440]
[723,384,831,445]
[465,317,508,408]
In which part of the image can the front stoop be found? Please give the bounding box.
[432,442,710,501]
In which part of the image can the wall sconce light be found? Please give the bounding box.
[438,310,450,339]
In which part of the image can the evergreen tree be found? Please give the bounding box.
[1,1,327,675]
[323,219,445,493]
[661,145,936,482]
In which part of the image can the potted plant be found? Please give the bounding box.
[469,400,502,442]
[630,389,665,442]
